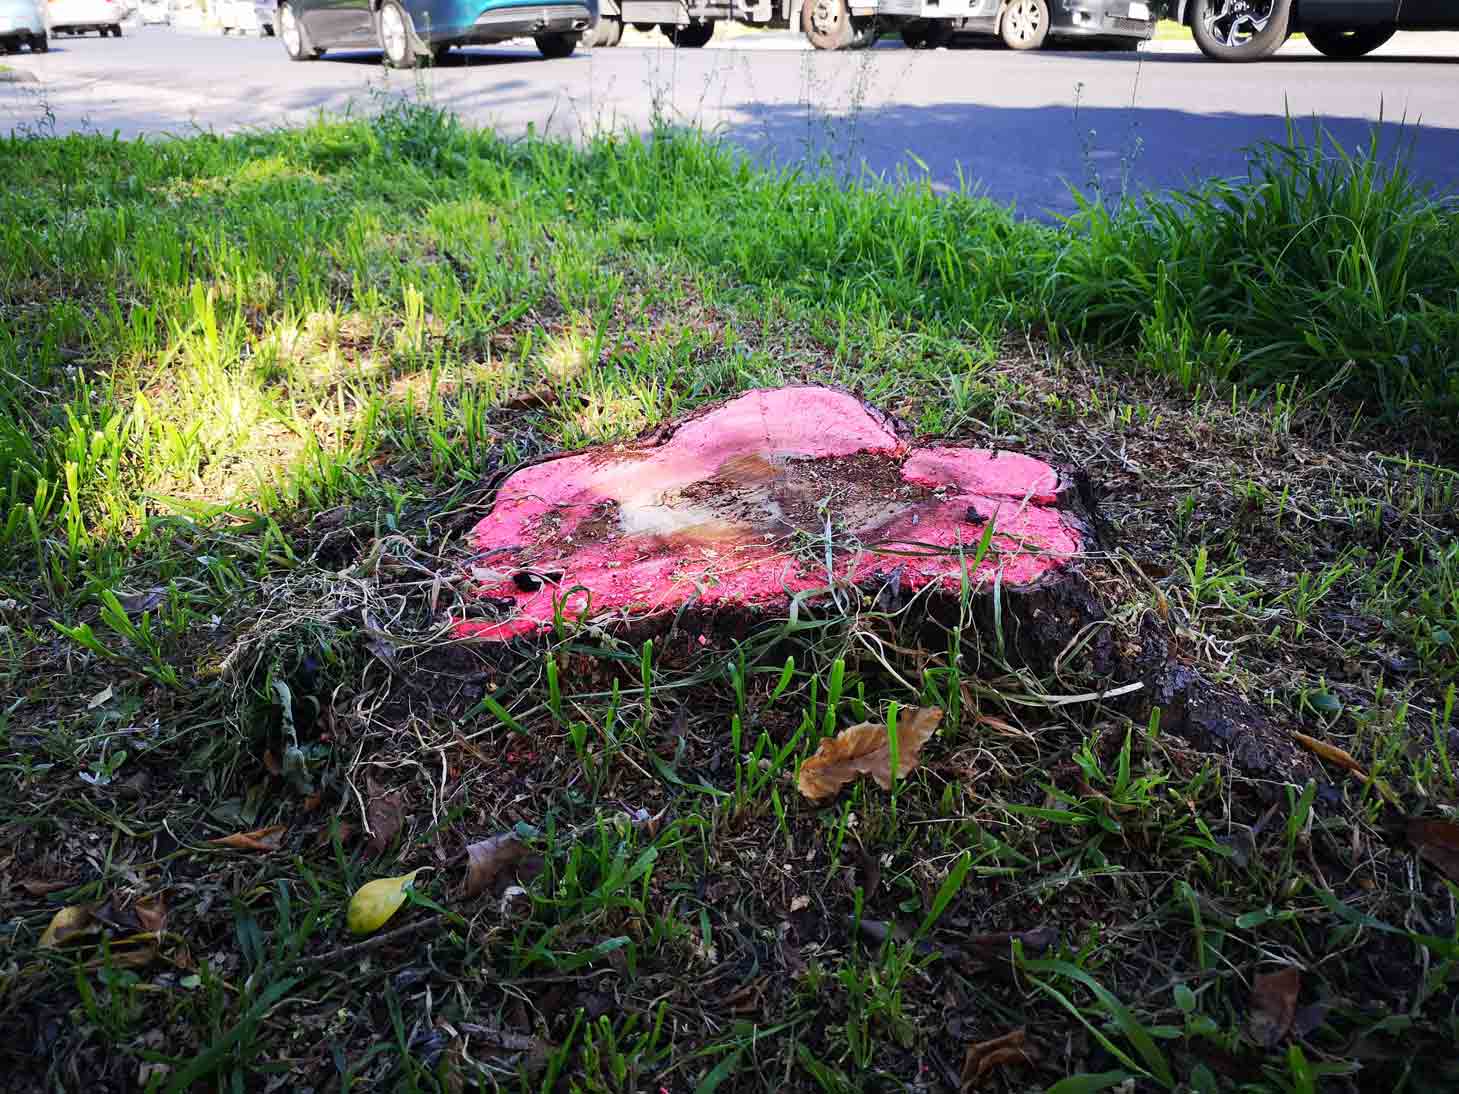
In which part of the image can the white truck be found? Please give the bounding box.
[587,0,1154,52]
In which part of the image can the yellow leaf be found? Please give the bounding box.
[1293,731,1398,805]
[209,824,288,852]
[39,904,97,948]
[797,706,943,802]
[346,869,423,936]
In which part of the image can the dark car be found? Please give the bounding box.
[271,0,596,65]
[1175,0,1454,60]
[898,0,1154,51]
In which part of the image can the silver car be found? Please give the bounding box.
[0,0,48,51]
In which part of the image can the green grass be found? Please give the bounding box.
[1,98,1457,1092]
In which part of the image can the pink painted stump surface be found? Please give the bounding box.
[458,387,1085,641]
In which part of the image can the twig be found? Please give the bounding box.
[285,914,443,975]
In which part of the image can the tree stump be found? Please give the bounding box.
[457,386,1092,642]
[440,385,1308,783]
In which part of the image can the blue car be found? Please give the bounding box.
[272,0,596,65]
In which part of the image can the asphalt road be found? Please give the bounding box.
[5,25,1459,215]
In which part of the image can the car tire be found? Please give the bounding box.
[1306,25,1394,57]
[661,20,712,47]
[801,0,853,50]
[999,0,1048,49]
[110,23,123,36]
[278,2,321,59]
[377,0,425,67]
[589,15,622,46]
[535,32,578,58]
[32,32,49,51]
[1190,0,1290,61]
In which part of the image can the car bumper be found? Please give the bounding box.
[426,1,593,41]
[1050,0,1154,39]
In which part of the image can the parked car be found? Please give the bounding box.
[271,0,597,65]
[0,0,48,50]
[46,0,126,34]
[898,0,1153,51]
[136,0,169,22]
[1176,0,1458,60]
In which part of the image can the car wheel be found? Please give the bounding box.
[534,32,578,58]
[111,23,123,36]
[801,0,852,50]
[377,0,422,67]
[589,15,622,46]
[279,2,320,59]
[662,20,712,47]
[1306,25,1394,57]
[1000,0,1048,49]
[1190,0,1290,61]
[32,32,49,51]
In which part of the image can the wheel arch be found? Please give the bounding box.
[1172,0,1303,26]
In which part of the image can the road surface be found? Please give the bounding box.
[4,26,1458,215]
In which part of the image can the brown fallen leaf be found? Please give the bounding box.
[39,904,97,948]
[84,944,157,970]
[1248,966,1301,1048]
[135,893,168,934]
[961,1028,1036,1090]
[1292,731,1398,804]
[209,824,287,852]
[798,706,943,802]
[365,779,405,858]
[1408,818,1459,885]
[21,879,72,897]
[500,384,559,412]
[464,832,530,898]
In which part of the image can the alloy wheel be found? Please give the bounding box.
[809,0,842,38]
[1202,0,1273,48]
[1005,0,1042,43]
